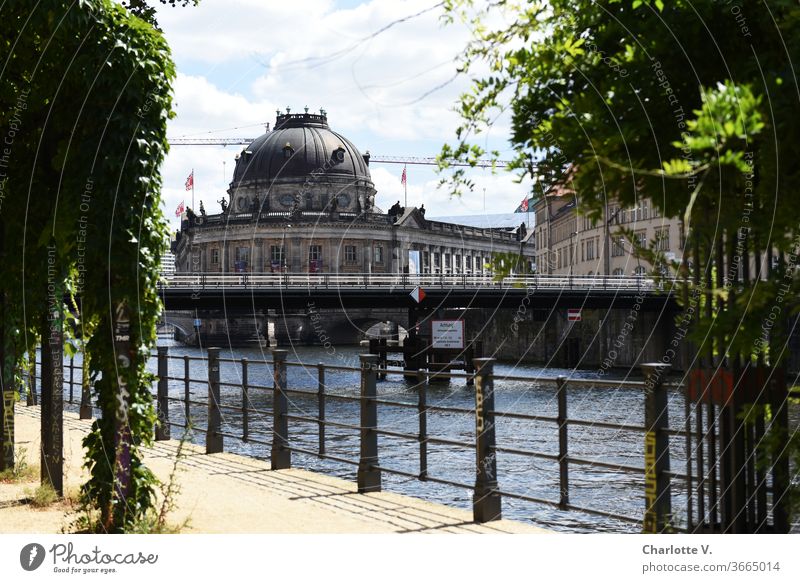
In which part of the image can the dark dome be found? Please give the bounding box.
[232,112,372,186]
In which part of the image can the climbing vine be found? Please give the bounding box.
[0,0,174,530]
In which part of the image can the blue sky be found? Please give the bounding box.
[153,0,531,230]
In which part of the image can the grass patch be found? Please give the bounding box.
[26,483,59,508]
[0,446,37,483]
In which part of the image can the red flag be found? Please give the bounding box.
[401,166,407,186]
[175,200,185,217]
[185,171,194,191]
[519,197,529,212]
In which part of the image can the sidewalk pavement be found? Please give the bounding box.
[1,406,549,534]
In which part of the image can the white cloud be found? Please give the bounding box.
[154,0,530,229]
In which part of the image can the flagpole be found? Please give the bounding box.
[403,164,407,208]
[191,168,195,210]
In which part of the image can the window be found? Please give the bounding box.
[455,254,461,273]
[464,256,472,272]
[635,230,647,249]
[434,252,441,268]
[634,265,647,276]
[611,237,625,257]
[309,245,322,261]
[211,248,220,264]
[612,268,624,276]
[270,245,284,263]
[423,251,430,272]
[373,245,384,263]
[444,253,451,272]
[586,238,596,261]
[234,247,250,272]
[345,245,358,263]
[655,228,670,252]
[235,247,249,263]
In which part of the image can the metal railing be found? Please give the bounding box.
[158,272,671,292]
[145,346,689,531]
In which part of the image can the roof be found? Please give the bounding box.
[428,213,534,230]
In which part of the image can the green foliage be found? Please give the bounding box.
[26,483,60,508]
[0,0,174,531]
[0,446,36,483]
[441,0,800,520]
[120,0,201,28]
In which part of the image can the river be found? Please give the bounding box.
[136,340,701,533]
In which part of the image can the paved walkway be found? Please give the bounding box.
[1,406,548,534]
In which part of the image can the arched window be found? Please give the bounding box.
[612,268,624,276]
[634,265,647,276]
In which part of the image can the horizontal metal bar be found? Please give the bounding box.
[373,398,419,410]
[567,418,647,433]
[370,465,475,491]
[492,446,559,462]
[165,396,206,408]
[284,444,360,466]
[491,410,558,424]
[566,456,644,475]
[425,435,472,449]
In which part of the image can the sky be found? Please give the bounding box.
[152,0,532,230]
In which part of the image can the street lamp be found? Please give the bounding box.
[281,224,292,273]
[569,231,577,288]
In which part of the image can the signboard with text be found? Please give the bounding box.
[431,320,465,350]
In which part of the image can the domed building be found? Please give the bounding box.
[171,109,535,345]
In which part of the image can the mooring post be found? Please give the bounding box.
[155,346,170,441]
[357,354,381,493]
[206,347,223,454]
[556,375,569,509]
[473,357,501,522]
[271,349,291,469]
[642,363,672,533]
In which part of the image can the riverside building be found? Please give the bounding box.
[170,109,534,345]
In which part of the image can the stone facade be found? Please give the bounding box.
[532,187,685,276]
[174,111,534,276]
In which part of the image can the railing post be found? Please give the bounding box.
[206,347,223,454]
[156,346,170,441]
[556,376,569,509]
[241,358,249,442]
[68,356,74,404]
[317,363,325,455]
[271,349,291,469]
[417,368,428,481]
[79,352,92,419]
[642,362,672,533]
[473,357,501,522]
[184,355,191,425]
[27,355,36,406]
[357,354,381,493]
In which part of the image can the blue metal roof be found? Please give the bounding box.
[428,212,535,230]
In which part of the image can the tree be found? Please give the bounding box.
[0,0,174,530]
[441,0,800,525]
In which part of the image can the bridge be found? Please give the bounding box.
[158,272,680,311]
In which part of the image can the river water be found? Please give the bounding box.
[136,340,701,533]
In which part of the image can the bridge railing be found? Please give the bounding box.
[137,346,693,533]
[158,272,669,291]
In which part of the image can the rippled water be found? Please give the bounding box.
[54,341,796,533]
[143,342,695,533]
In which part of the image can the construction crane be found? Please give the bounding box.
[167,138,509,168]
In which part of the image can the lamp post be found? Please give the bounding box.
[569,231,577,288]
[281,224,292,274]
